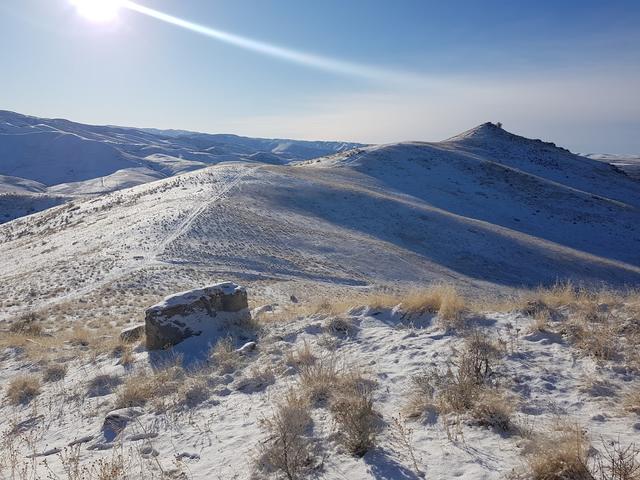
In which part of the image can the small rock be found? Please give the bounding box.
[101,408,143,443]
[290,295,299,304]
[27,448,60,458]
[176,452,200,461]
[120,324,145,343]
[236,341,256,354]
[68,435,94,446]
[139,446,159,457]
[252,305,273,317]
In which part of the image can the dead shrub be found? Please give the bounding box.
[298,356,340,405]
[405,331,508,428]
[6,375,42,405]
[459,330,504,385]
[471,389,516,432]
[43,363,67,382]
[330,375,379,457]
[592,441,640,480]
[256,390,314,480]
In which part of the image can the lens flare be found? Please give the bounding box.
[121,1,425,86]
[70,0,426,85]
[71,0,122,23]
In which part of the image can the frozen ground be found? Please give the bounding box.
[0,293,639,479]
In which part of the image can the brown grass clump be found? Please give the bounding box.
[406,284,466,326]
[256,390,314,480]
[563,312,617,361]
[298,356,340,405]
[9,312,44,337]
[210,337,242,374]
[471,389,516,432]
[43,363,67,382]
[6,375,42,405]
[66,326,92,347]
[624,388,640,415]
[114,362,185,409]
[286,342,316,369]
[525,424,593,480]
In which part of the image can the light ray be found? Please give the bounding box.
[121,1,426,86]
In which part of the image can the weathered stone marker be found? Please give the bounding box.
[145,282,249,350]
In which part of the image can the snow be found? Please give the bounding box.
[149,282,245,310]
[1,304,637,479]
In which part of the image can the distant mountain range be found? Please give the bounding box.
[0,110,362,222]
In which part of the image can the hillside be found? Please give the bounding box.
[2,121,640,480]
[1,122,639,325]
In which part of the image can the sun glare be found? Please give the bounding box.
[71,0,123,23]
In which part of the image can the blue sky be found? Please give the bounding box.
[1,0,639,152]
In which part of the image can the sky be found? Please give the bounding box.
[1,0,639,153]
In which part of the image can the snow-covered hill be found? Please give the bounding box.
[2,120,640,480]
[0,110,362,220]
[584,153,640,180]
[1,122,639,322]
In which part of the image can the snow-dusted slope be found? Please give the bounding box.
[1,123,639,320]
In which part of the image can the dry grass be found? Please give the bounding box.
[6,375,42,405]
[404,284,467,327]
[625,388,640,415]
[298,355,340,405]
[524,424,593,480]
[43,363,67,382]
[285,341,316,369]
[405,330,511,431]
[113,362,185,409]
[564,315,617,361]
[8,312,44,337]
[330,374,379,457]
[210,337,242,374]
[471,389,516,432]
[268,283,467,326]
[256,389,314,480]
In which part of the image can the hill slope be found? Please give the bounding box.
[1,123,639,321]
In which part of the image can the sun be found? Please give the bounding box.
[71,0,123,23]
